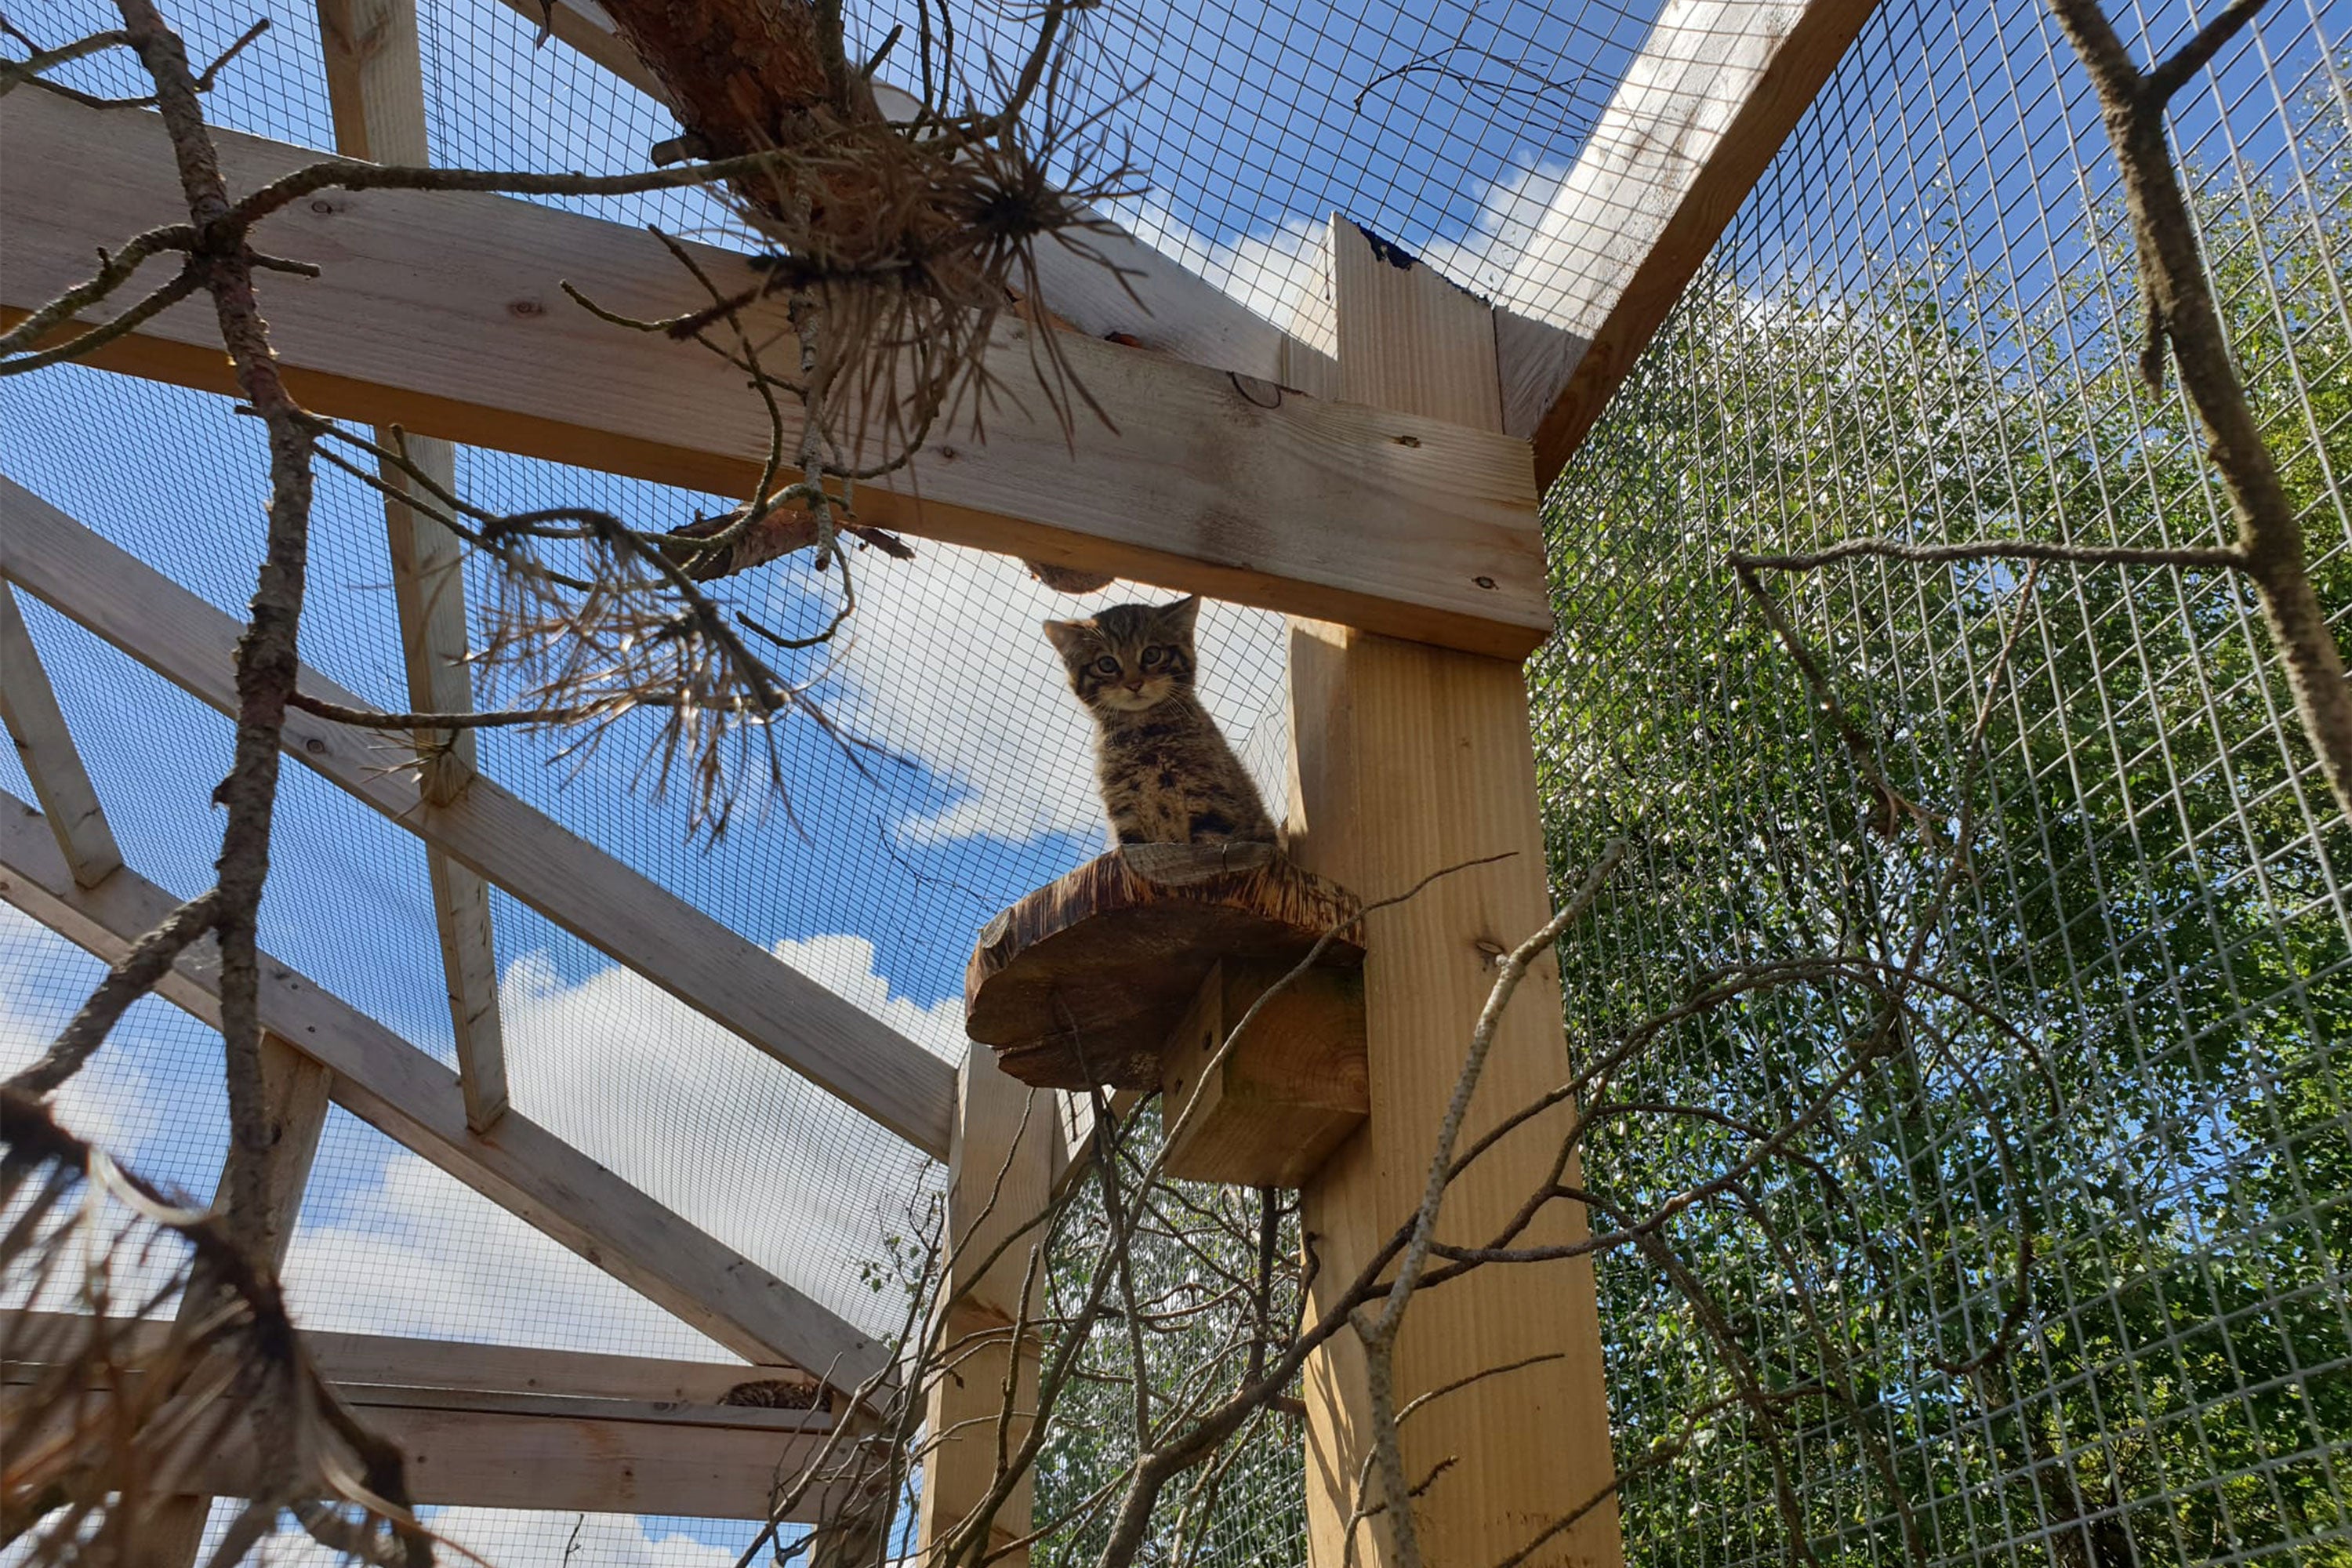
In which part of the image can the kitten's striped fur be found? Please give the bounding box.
[1044,596,1276,846]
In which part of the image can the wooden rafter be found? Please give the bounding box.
[0,583,122,889]
[0,90,1548,658]
[7,1311,814,1403]
[6,1315,839,1519]
[315,0,510,1135]
[0,792,896,1384]
[1494,0,1878,480]
[0,474,960,1158]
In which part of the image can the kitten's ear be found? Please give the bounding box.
[1161,594,1202,636]
[1041,619,1088,655]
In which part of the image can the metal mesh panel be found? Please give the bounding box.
[1533,0,2351,1563]
[1029,1109,1309,1567]
[0,344,1287,1342]
[285,1103,742,1359]
[7,0,2350,1555]
[0,903,229,1214]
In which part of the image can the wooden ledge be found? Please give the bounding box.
[964,844,1363,1089]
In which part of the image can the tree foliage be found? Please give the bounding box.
[1532,86,2350,1568]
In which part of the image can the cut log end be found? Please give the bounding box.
[964,844,1364,1091]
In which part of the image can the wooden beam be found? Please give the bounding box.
[1494,0,1876,480]
[917,1042,1055,1566]
[8,1311,814,1404]
[5,1317,837,1520]
[488,0,1329,388]
[0,582,122,888]
[0,474,960,1158]
[316,0,510,1134]
[1156,959,1367,1189]
[0,792,895,1385]
[0,90,1548,658]
[1290,218,1621,1568]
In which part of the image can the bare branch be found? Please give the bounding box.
[7,890,220,1095]
[2145,0,2274,103]
[1730,536,2244,573]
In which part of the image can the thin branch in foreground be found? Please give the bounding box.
[0,15,263,108]
[2038,0,2352,823]
[9,889,219,1095]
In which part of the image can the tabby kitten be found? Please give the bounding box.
[1044,596,1277,846]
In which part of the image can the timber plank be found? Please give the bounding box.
[3,1311,811,1406]
[0,793,895,1385]
[0,583,122,888]
[1290,218,1622,1568]
[0,474,959,1158]
[1494,0,1877,477]
[0,91,1548,657]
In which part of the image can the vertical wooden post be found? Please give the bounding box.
[136,1036,334,1566]
[916,1042,1055,1565]
[317,0,509,1133]
[1287,218,1622,1568]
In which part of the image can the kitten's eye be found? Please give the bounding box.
[1091,655,1120,677]
[1142,647,1166,668]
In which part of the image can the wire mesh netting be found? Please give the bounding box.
[3,0,2350,1555]
[1532,0,2351,1562]
[0,355,1294,1340]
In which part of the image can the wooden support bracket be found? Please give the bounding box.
[965,844,1367,1187]
[1158,958,1367,1189]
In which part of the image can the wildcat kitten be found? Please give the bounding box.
[1044,596,1277,846]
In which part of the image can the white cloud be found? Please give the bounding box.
[424,1511,750,1568]
[1422,159,1577,306]
[282,1145,739,1361]
[1102,194,1337,355]
[806,542,1286,848]
[450,940,943,1338]
[770,931,967,1056]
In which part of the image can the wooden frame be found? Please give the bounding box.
[0,583,122,890]
[0,0,1873,1536]
[0,790,892,1384]
[5,1316,836,1519]
[0,474,960,1159]
[316,0,510,1136]
[0,90,1549,659]
[1495,0,1881,479]
[1287,217,1621,1568]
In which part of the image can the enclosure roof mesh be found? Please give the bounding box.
[0,0,1679,1357]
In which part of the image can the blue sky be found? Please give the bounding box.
[4,0,2344,1554]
